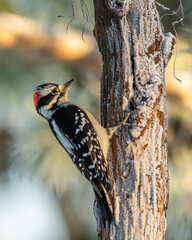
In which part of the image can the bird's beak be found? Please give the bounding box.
[58,79,74,101]
[64,78,74,88]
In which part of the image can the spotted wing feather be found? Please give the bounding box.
[49,103,110,192]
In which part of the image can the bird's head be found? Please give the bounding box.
[33,79,74,119]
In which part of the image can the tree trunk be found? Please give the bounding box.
[93,0,175,239]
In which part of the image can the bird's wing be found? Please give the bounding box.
[49,104,110,192]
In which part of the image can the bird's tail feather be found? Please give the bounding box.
[93,187,112,223]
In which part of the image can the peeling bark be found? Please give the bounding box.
[93,0,175,239]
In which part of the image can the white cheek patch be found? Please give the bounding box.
[39,106,56,120]
[38,87,55,97]
[38,94,58,120]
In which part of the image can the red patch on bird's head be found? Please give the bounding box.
[33,91,41,108]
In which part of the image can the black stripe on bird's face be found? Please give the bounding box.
[34,80,74,119]
[37,92,58,108]
[35,84,61,118]
[35,83,58,90]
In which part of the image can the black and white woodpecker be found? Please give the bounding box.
[33,79,114,222]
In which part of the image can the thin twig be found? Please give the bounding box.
[58,0,75,34]
[80,0,94,42]
[172,0,184,83]
[66,0,75,34]
[58,0,94,41]
[80,0,94,26]
[81,11,89,42]
[158,0,184,83]
[156,1,170,11]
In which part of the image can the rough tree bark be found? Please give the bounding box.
[93,0,176,239]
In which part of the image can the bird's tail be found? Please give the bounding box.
[93,183,113,223]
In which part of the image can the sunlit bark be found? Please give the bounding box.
[93,0,175,239]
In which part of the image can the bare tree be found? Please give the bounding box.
[92,0,176,239]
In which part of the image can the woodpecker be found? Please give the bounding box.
[33,79,112,222]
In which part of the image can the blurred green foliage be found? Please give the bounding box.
[0,1,12,12]
[2,0,94,33]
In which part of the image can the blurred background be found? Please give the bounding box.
[0,0,191,239]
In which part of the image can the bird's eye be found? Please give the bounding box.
[52,89,59,95]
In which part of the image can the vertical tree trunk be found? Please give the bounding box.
[93,0,175,239]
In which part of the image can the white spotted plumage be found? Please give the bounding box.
[75,128,80,134]
[34,80,112,222]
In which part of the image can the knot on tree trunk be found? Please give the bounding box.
[105,0,132,17]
